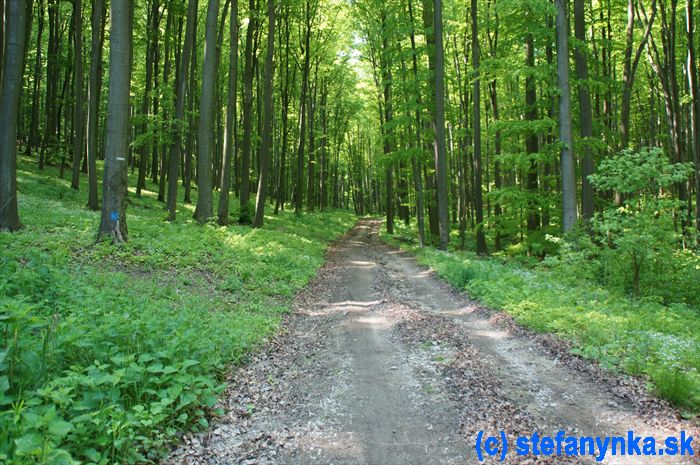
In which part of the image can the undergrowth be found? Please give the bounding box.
[0,157,354,464]
[382,222,700,417]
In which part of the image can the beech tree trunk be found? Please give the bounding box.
[574,0,595,222]
[432,0,449,249]
[97,0,132,243]
[525,33,539,233]
[167,0,199,220]
[27,0,44,156]
[239,0,257,223]
[86,0,105,210]
[380,10,395,234]
[194,0,221,223]
[0,0,27,231]
[685,0,700,239]
[472,0,487,254]
[70,0,84,190]
[218,0,239,225]
[555,0,578,232]
[252,0,275,228]
[295,0,313,214]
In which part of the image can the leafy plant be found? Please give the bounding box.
[0,157,355,464]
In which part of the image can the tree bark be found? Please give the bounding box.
[274,7,292,214]
[39,0,59,170]
[167,0,198,220]
[218,0,239,225]
[0,0,27,231]
[27,0,44,156]
[620,0,655,150]
[472,0,487,254]
[137,0,157,197]
[306,61,318,212]
[194,0,221,223]
[407,0,425,246]
[525,33,540,233]
[380,10,395,234]
[573,0,595,222]
[70,0,85,190]
[97,0,132,243]
[252,0,275,228]
[685,0,700,239]
[239,0,257,223]
[184,41,197,204]
[86,0,105,210]
[295,0,313,214]
[555,0,578,232]
[429,0,449,247]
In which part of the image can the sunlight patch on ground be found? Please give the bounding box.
[353,315,394,329]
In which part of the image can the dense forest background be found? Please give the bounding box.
[1,0,698,249]
[1,0,700,461]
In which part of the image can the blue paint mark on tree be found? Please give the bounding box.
[110,211,119,221]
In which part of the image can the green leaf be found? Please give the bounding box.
[15,433,44,455]
[48,419,74,438]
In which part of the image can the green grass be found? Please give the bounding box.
[382,222,700,416]
[0,157,355,464]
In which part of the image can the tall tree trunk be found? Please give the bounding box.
[620,0,655,150]
[421,0,440,239]
[380,10,395,234]
[239,0,257,223]
[686,0,700,239]
[86,0,105,210]
[472,0,487,254]
[194,0,221,223]
[27,0,44,156]
[70,0,84,190]
[486,6,502,250]
[525,33,540,233]
[156,4,168,202]
[407,0,425,246]
[573,0,595,222]
[184,41,197,204]
[620,0,636,150]
[555,0,578,232]
[274,8,291,214]
[0,0,27,231]
[489,79,502,250]
[433,0,449,249]
[97,0,132,242]
[0,0,4,86]
[167,0,198,219]
[648,0,687,228]
[218,0,239,225]
[306,62,318,212]
[295,0,313,214]
[137,0,157,197]
[39,0,59,169]
[252,0,275,228]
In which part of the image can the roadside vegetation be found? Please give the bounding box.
[0,158,354,464]
[383,148,700,417]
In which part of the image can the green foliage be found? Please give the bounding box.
[587,148,698,301]
[0,158,354,464]
[382,220,700,415]
[588,147,694,195]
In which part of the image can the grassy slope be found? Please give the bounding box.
[381,223,700,416]
[0,157,354,464]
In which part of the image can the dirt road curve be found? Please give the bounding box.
[167,219,696,465]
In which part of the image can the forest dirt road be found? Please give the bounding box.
[167,219,696,465]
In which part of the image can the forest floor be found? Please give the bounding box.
[166,219,697,465]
